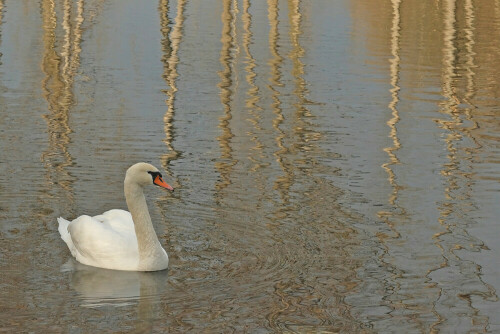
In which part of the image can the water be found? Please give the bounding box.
[0,0,499,332]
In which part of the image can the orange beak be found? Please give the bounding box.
[153,175,174,191]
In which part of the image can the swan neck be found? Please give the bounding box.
[124,181,162,259]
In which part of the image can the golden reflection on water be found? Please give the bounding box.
[216,0,238,193]
[428,0,459,316]
[381,0,402,209]
[266,1,293,330]
[40,0,83,215]
[463,0,477,109]
[351,0,500,331]
[0,0,3,66]
[377,0,403,250]
[1,0,499,332]
[287,0,321,156]
[376,0,404,325]
[157,0,185,276]
[268,0,290,207]
[159,0,185,173]
[429,0,497,331]
[242,0,265,175]
[266,1,363,331]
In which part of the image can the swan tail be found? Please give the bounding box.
[58,217,78,258]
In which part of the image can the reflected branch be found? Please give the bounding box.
[0,0,4,66]
[243,0,266,174]
[381,0,403,208]
[429,0,495,331]
[40,0,84,216]
[215,0,239,192]
[268,0,291,206]
[159,0,185,174]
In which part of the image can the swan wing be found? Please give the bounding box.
[59,209,140,271]
[94,209,136,234]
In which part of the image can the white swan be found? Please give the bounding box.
[58,162,173,271]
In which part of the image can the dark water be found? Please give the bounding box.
[0,0,499,332]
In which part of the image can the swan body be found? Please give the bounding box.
[58,163,173,271]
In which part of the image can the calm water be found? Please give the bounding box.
[0,0,499,332]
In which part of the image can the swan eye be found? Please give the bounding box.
[147,171,162,180]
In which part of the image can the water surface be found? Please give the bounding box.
[0,0,499,332]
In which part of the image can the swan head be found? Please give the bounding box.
[125,162,173,191]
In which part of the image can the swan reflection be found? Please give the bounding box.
[62,259,168,308]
